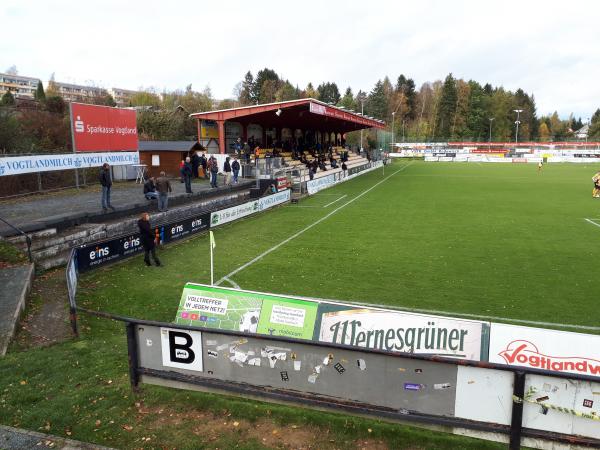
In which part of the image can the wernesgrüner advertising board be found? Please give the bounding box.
[175,284,489,360]
[316,303,488,361]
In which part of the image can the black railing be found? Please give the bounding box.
[77,307,600,450]
[0,216,32,263]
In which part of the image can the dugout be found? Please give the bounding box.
[189,98,386,154]
[138,141,206,178]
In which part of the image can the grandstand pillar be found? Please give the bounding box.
[242,123,248,142]
[217,120,226,154]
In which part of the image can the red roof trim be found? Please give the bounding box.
[189,98,385,129]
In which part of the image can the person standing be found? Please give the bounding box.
[155,171,172,212]
[232,156,240,184]
[138,213,161,267]
[224,156,232,186]
[191,151,200,178]
[182,157,193,194]
[210,156,219,188]
[243,142,251,164]
[99,163,115,212]
[200,152,208,179]
[592,171,600,198]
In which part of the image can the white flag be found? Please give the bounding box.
[209,231,216,249]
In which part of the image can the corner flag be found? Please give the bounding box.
[209,231,215,286]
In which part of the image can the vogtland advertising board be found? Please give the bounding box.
[489,323,600,377]
[174,284,489,360]
[175,284,318,340]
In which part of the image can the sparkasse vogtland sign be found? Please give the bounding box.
[70,103,138,152]
[489,323,600,376]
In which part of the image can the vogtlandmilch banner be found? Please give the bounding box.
[315,304,488,361]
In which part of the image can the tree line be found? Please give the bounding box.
[235,68,596,142]
[2,67,599,155]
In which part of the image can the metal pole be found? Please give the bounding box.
[392,111,395,151]
[509,371,526,449]
[360,99,364,151]
[514,109,523,144]
[125,322,140,390]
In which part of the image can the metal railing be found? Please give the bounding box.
[76,307,600,450]
[0,216,32,262]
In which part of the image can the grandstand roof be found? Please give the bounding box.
[189,98,386,132]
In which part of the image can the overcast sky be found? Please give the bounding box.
[2,0,598,118]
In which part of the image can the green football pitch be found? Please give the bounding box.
[83,159,600,331]
[5,160,600,449]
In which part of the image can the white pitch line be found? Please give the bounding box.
[223,276,241,289]
[215,162,413,285]
[584,218,600,228]
[323,194,347,208]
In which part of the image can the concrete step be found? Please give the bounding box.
[7,228,57,245]
[0,264,35,356]
[37,250,71,271]
[28,224,107,252]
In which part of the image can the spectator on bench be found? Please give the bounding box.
[144,177,158,200]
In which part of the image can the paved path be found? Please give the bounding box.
[0,425,114,449]
[0,177,248,236]
[0,264,34,356]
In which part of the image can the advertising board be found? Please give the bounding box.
[315,303,488,360]
[257,189,290,211]
[70,103,138,152]
[174,284,488,361]
[76,213,210,272]
[488,323,600,377]
[174,284,318,340]
[0,152,139,176]
[306,174,336,195]
[210,201,259,227]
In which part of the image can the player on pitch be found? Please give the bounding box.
[593,171,600,198]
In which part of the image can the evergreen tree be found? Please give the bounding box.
[317,82,341,104]
[239,71,255,105]
[1,91,15,106]
[252,68,280,104]
[366,80,388,120]
[396,75,416,120]
[304,82,318,99]
[435,74,458,139]
[339,87,356,110]
[34,81,46,101]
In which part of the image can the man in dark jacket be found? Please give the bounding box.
[181,157,193,194]
[232,156,241,184]
[138,212,161,267]
[224,156,232,186]
[155,171,172,212]
[200,153,208,179]
[209,156,219,188]
[99,163,115,212]
[191,152,200,178]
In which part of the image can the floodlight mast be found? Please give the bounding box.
[514,109,523,143]
[392,111,396,150]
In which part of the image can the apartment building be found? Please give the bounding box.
[50,81,108,103]
[0,73,41,99]
[109,87,139,107]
